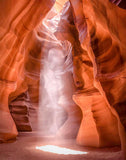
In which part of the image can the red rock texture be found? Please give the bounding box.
[54,1,121,148]
[0,1,126,159]
[9,92,32,132]
[0,0,55,142]
[70,0,126,157]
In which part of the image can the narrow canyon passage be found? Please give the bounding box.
[37,9,81,138]
[0,0,126,160]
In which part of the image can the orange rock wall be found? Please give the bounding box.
[0,0,55,142]
[70,0,126,156]
[0,1,126,158]
[56,1,121,147]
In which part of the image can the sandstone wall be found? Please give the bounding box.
[0,2,126,158]
[0,0,55,142]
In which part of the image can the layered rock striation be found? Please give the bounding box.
[0,0,55,142]
[0,1,126,159]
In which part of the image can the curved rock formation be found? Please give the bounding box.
[9,92,32,132]
[0,0,55,142]
[70,0,126,157]
[55,1,121,147]
[0,1,126,159]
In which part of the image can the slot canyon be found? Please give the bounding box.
[0,0,126,159]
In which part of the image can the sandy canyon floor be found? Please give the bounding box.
[0,132,123,160]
